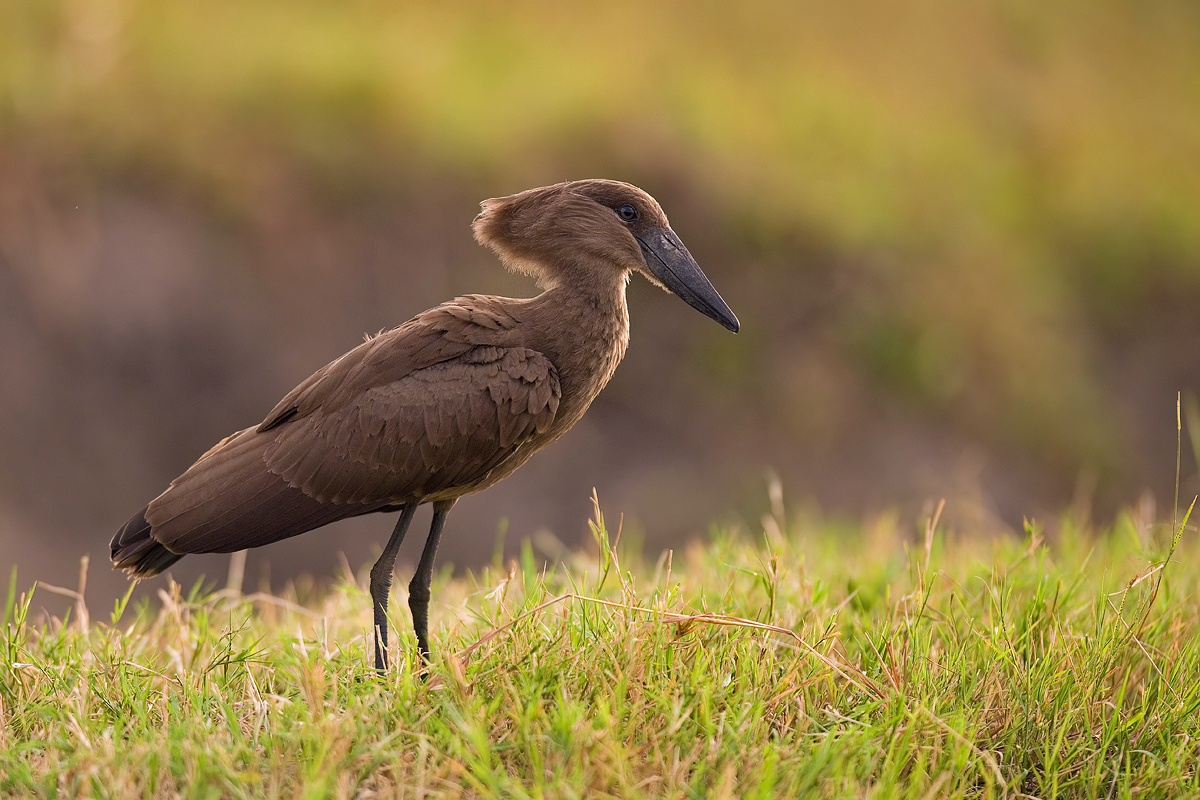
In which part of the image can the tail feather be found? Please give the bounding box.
[146,428,367,554]
[113,426,380,579]
[111,507,185,578]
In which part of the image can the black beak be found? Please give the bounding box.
[636,228,740,333]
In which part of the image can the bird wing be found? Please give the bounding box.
[143,426,352,553]
[143,298,560,553]
[259,297,521,431]
[263,344,561,504]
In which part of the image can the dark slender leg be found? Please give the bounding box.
[369,503,418,673]
[409,499,455,664]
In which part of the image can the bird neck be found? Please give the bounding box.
[528,266,630,409]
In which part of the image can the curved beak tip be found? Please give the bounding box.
[638,229,741,335]
[707,302,741,334]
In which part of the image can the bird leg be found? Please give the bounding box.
[409,499,455,664]
[369,503,418,673]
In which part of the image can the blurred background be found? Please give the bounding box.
[3,0,1200,607]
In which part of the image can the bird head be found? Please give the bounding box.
[473,179,739,333]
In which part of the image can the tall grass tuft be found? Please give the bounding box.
[3,495,1199,797]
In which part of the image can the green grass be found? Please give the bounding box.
[3,495,1200,798]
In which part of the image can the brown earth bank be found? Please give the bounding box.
[2,152,1199,611]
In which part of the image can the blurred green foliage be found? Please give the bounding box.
[3,0,1199,480]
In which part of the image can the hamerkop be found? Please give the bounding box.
[111,179,739,670]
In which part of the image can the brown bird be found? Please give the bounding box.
[111,179,739,670]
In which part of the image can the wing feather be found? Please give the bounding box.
[145,428,370,553]
[266,345,560,504]
[258,297,519,432]
[137,296,549,556]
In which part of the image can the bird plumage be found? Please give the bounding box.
[111,178,738,669]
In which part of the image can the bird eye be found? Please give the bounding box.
[617,204,639,222]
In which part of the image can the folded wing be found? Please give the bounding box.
[141,303,560,556]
